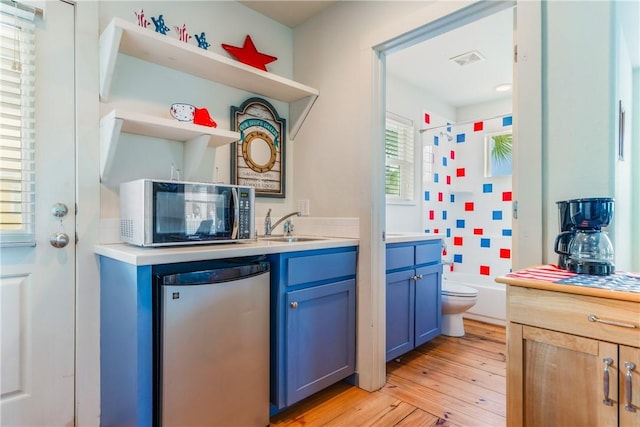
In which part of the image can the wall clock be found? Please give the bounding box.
[231,98,286,198]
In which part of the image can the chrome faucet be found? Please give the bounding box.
[264,209,300,235]
[264,209,272,235]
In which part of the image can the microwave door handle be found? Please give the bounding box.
[231,187,239,239]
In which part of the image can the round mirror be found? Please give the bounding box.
[242,130,277,173]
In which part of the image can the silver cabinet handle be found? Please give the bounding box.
[290,301,298,309]
[603,357,614,406]
[411,274,423,281]
[624,361,636,412]
[588,314,639,329]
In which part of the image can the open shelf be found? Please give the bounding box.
[99,17,318,139]
[99,109,240,183]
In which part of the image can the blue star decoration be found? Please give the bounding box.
[194,32,211,50]
[151,14,170,35]
[222,35,277,71]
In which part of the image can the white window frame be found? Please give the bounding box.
[385,112,415,203]
[0,1,36,246]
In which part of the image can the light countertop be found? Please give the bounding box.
[95,236,359,266]
[385,232,443,244]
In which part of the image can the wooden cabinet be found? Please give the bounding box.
[507,286,640,426]
[385,239,442,362]
[99,17,319,183]
[268,247,357,411]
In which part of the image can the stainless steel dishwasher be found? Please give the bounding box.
[153,257,270,427]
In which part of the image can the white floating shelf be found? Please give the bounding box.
[100,109,240,183]
[99,17,319,139]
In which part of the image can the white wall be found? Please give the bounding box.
[76,1,638,423]
[541,1,638,271]
[633,68,640,272]
[294,0,636,392]
[78,2,301,423]
[76,3,100,424]
[293,0,493,392]
[541,1,616,263]
[613,0,637,272]
[385,73,455,232]
[97,1,298,229]
[457,97,512,123]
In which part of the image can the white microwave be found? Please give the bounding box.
[119,179,255,247]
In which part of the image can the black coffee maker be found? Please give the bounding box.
[554,198,615,275]
[554,200,574,269]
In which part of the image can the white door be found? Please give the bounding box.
[1,1,76,425]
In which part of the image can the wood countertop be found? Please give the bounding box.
[496,265,640,303]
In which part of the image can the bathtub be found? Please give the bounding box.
[442,271,506,326]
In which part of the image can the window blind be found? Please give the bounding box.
[385,112,414,201]
[0,1,36,246]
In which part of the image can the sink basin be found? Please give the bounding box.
[260,236,326,243]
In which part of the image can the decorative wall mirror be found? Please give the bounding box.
[231,97,286,198]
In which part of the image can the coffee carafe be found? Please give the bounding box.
[554,197,615,275]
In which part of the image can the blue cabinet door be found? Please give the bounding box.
[385,269,415,362]
[385,239,442,361]
[415,264,442,346]
[285,279,356,406]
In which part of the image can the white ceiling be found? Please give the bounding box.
[386,7,514,108]
[238,1,338,28]
[238,1,514,108]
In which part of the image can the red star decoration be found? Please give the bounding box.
[221,35,278,72]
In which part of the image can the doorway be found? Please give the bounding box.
[369,0,542,389]
[385,6,515,281]
[0,1,76,424]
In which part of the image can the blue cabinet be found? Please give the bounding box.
[386,239,442,362]
[269,246,357,411]
[99,257,154,427]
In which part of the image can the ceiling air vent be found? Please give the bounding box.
[449,50,485,67]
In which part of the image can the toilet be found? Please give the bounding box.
[441,281,478,337]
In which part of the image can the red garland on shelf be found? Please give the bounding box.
[221,35,277,71]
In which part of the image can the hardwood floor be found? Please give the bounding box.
[270,319,506,427]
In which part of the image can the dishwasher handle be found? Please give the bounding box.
[159,261,269,286]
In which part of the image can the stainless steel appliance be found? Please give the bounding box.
[120,179,255,247]
[554,197,615,275]
[153,257,270,426]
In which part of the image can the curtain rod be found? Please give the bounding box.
[419,113,512,133]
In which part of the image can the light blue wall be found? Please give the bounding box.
[98,1,296,218]
[541,1,637,271]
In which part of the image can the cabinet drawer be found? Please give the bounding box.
[286,250,356,287]
[386,241,441,271]
[386,246,414,271]
[508,286,640,347]
[415,241,441,265]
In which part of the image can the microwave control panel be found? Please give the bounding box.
[237,188,253,239]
